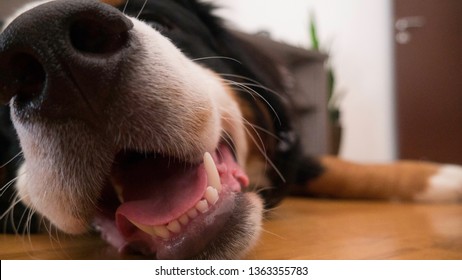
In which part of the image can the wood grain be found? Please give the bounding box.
[1,198,462,260]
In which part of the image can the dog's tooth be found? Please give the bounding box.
[129,220,153,236]
[152,225,170,239]
[127,220,171,239]
[166,220,181,233]
[179,214,189,225]
[187,208,198,218]
[195,199,209,213]
[204,152,222,192]
[204,186,219,205]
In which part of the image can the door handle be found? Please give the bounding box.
[395,16,426,31]
[395,16,426,44]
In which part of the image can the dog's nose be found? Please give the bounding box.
[0,0,133,123]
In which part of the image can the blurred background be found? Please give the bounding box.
[212,0,462,165]
[213,0,395,163]
[0,0,31,19]
[1,0,461,164]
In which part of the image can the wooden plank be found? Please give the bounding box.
[1,198,462,259]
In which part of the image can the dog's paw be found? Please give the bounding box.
[414,165,462,203]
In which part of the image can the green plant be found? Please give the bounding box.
[309,14,340,124]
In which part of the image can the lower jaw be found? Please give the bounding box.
[155,192,237,259]
[95,191,239,259]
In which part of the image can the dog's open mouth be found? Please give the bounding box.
[93,141,249,259]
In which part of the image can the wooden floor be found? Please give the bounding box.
[1,197,462,260]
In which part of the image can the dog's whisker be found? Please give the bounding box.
[24,207,32,237]
[240,117,283,143]
[219,73,286,100]
[6,194,21,220]
[220,130,238,159]
[0,192,23,228]
[221,81,261,110]
[222,115,286,183]
[261,205,287,240]
[216,131,239,164]
[0,151,23,169]
[252,183,275,197]
[223,114,281,185]
[243,119,268,162]
[223,113,285,180]
[6,199,17,234]
[0,176,19,196]
[122,0,130,14]
[6,194,32,236]
[192,56,242,65]
[38,216,46,233]
[29,213,63,255]
[220,116,266,188]
[23,207,36,246]
[41,217,52,237]
[222,79,282,125]
[226,115,267,163]
[43,219,61,245]
[0,191,21,224]
[15,205,40,260]
[16,202,30,234]
[51,225,68,255]
[41,219,64,255]
[136,0,149,19]
[238,82,287,101]
[219,73,263,84]
[239,117,281,187]
[232,83,281,124]
[223,80,259,103]
[260,227,286,240]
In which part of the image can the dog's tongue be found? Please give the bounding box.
[98,145,249,258]
[111,153,207,228]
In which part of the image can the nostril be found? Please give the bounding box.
[70,18,129,55]
[0,0,134,121]
[0,53,46,105]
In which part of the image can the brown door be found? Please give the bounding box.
[394,0,462,164]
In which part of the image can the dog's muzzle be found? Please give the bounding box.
[0,0,133,124]
[0,0,262,259]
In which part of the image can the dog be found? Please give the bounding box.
[1,0,462,259]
